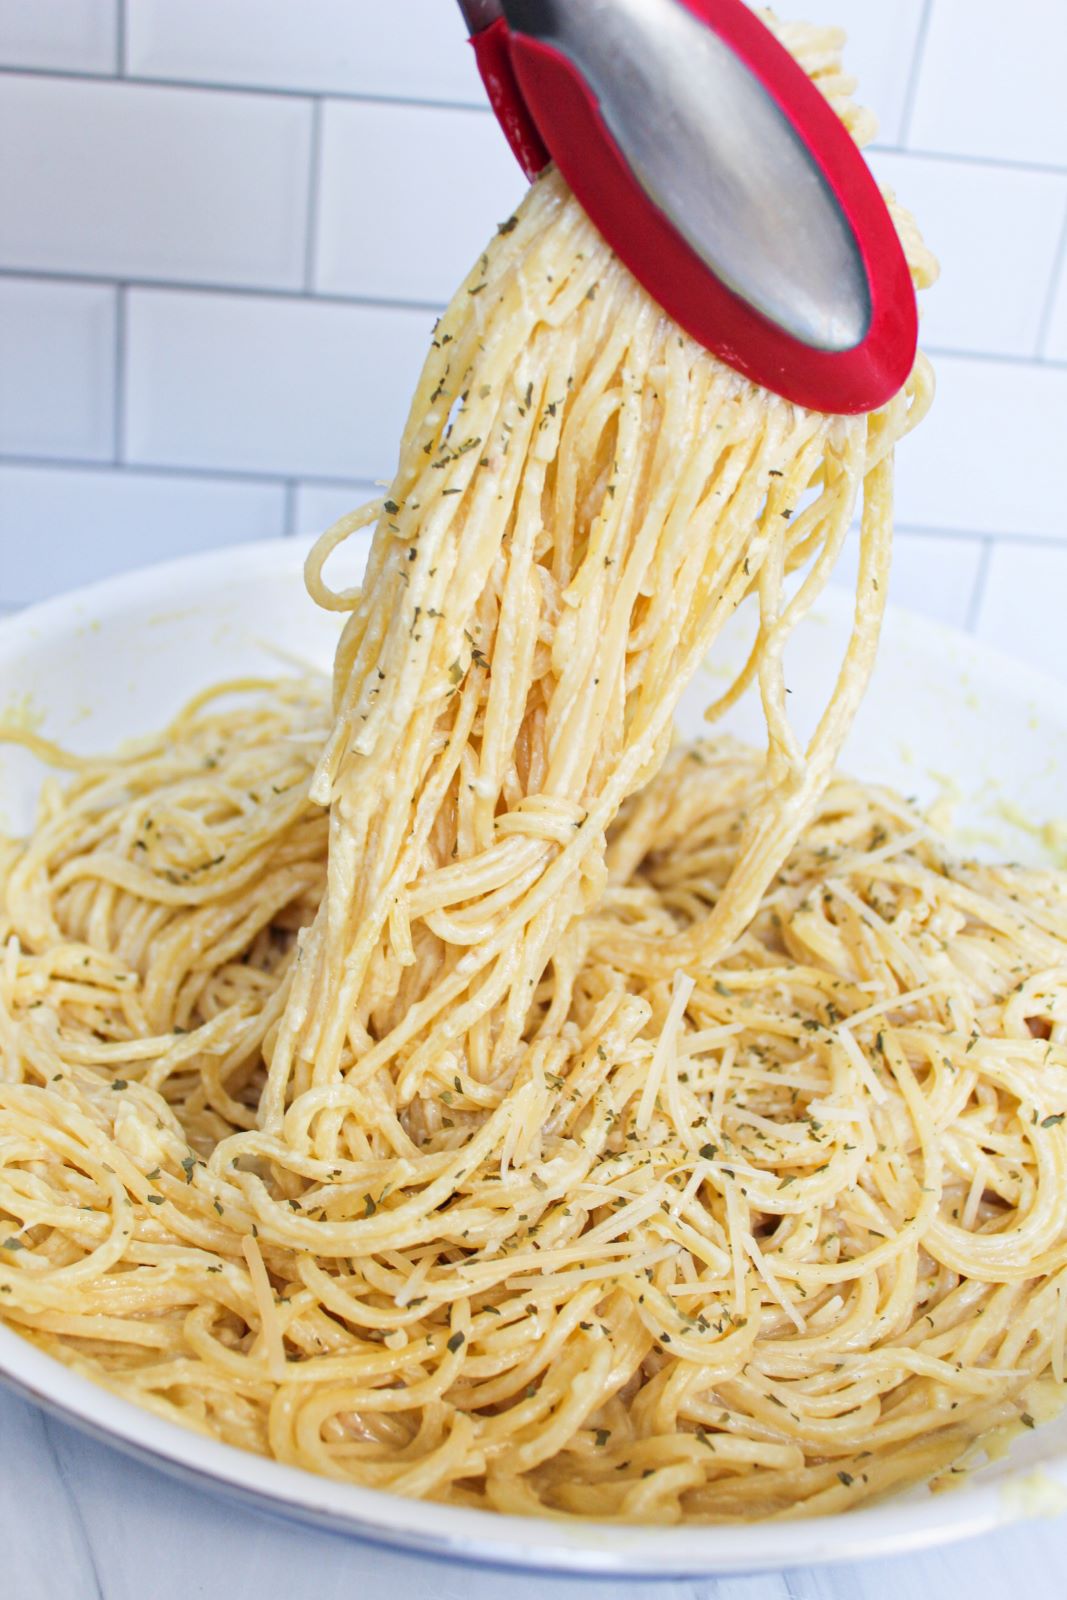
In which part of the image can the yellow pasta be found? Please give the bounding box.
[4,17,1063,1528]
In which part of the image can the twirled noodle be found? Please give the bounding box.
[6,18,1064,1528]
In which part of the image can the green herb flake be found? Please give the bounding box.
[446,1330,466,1354]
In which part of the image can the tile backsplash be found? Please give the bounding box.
[0,0,1065,683]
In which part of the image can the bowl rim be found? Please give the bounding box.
[2,534,1066,1577]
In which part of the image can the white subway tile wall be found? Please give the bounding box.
[0,278,116,459]
[827,528,987,633]
[123,288,437,478]
[1,0,1065,683]
[0,463,284,605]
[868,152,1067,357]
[909,0,1067,168]
[893,356,1067,541]
[293,480,379,540]
[775,0,929,145]
[124,0,484,104]
[0,0,116,75]
[0,77,313,287]
[314,100,526,303]
[974,541,1067,682]
[1043,252,1067,360]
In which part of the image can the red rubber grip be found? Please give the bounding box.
[469,2,917,415]
[469,18,548,182]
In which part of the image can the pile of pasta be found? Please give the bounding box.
[3,705,1067,1518]
[3,16,1065,1526]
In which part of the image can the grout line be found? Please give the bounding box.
[1034,192,1067,359]
[6,48,1067,177]
[4,62,1067,176]
[965,538,995,634]
[921,344,1067,370]
[115,0,126,76]
[0,451,1062,551]
[6,49,1065,178]
[897,0,935,148]
[5,264,1067,367]
[847,522,1026,547]
[303,99,324,293]
[0,451,379,494]
[779,1569,805,1600]
[0,265,447,317]
[283,481,298,537]
[892,526,990,545]
[868,141,1067,180]
[39,1417,106,1600]
[112,284,127,463]
[0,62,490,114]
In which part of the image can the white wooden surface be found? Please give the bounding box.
[2,1380,1066,1599]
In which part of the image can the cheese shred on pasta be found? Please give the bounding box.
[3,19,1066,1525]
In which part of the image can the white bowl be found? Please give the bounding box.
[1,535,1066,1578]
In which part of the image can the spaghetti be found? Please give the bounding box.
[4,17,1064,1527]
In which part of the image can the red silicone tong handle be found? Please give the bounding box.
[470,16,548,180]
[470,3,917,416]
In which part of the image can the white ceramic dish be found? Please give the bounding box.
[1,535,1066,1578]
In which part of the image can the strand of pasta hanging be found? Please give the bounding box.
[277,167,933,1130]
